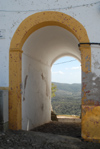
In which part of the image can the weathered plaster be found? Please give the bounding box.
[81,46,100,142]
[82,72,100,105]
[91,47,100,76]
[82,105,100,142]
[81,47,100,105]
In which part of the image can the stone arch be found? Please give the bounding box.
[9,11,91,131]
[10,11,90,50]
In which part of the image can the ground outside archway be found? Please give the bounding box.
[9,11,93,141]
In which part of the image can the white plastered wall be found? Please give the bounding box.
[90,46,100,103]
[91,47,100,77]
[0,0,100,87]
[22,26,81,130]
[22,54,51,130]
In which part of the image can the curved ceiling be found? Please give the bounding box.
[22,26,81,66]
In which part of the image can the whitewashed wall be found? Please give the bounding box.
[0,0,100,87]
[22,53,51,130]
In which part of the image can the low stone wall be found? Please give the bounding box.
[57,115,81,123]
[57,117,81,123]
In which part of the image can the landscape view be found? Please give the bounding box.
[51,82,81,116]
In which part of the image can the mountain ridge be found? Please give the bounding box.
[52,82,81,94]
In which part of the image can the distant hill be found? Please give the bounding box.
[51,82,81,116]
[52,82,81,99]
[53,82,81,92]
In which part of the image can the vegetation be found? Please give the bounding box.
[51,83,57,98]
[51,82,81,116]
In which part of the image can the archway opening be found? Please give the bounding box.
[51,56,81,121]
[21,26,81,130]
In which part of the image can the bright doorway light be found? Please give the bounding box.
[51,56,81,117]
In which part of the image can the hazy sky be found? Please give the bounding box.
[51,56,81,84]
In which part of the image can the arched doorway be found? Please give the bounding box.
[51,56,81,117]
[9,11,91,141]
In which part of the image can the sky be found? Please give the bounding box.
[51,56,81,84]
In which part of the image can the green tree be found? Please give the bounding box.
[51,83,57,98]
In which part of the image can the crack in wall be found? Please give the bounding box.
[23,75,28,101]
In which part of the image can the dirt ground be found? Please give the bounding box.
[0,121,100,149]
[32,121,81,138]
